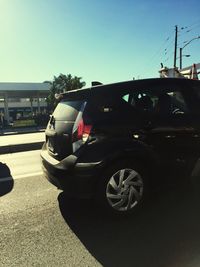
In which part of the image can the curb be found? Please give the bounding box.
[0,142,44,154]
[0,129,45,136]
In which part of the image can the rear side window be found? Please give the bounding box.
[189,85,200,113]
[53,100,84,121]
[86,92,137,123]
[124,88,189,115]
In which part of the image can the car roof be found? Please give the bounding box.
[61,78,200,99]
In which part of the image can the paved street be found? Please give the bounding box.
[0,151,101,267]
[1,150,200,267]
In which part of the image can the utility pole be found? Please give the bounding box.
[180,47,182,69]
[174,25,178,68]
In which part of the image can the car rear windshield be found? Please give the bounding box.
[53,100,84,121]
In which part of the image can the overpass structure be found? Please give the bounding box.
[0,82,51,124]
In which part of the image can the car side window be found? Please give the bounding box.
[121,91,157,114]
[122,94,129,102]
[88,92,136,122]
[89,88,190,122]
[155,90,189,115]
[124,88,189,116]
[188,85,200,114]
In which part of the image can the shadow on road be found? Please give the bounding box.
[58,186,200,267]
[0,162,14,196]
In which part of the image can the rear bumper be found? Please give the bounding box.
[41,148,102,199]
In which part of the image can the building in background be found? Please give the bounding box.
[0,82,50,124]
[159,63,200,79]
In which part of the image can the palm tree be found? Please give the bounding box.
[45,73,86,110]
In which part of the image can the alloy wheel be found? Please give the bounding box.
[106,168,144,212]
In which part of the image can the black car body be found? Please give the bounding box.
[41,78,200,214]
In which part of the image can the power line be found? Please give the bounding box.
[181,24,200,35]
[145,30,174,66]
[186,19,200,28]
[163,51,174,63]
[143,22,200,75]
[179,20,200,37]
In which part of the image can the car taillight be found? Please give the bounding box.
[74,119,92,143]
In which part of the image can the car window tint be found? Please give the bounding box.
[126,88,189,116]
[189,85,200,113]
[88,92,137,122]
[89,86,190,121]
[156,90,188,115]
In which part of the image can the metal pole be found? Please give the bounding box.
[4,93,9,125]
[180,48,182,69]
[174,25,178,68]
[37,92,41,114]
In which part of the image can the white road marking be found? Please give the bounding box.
[0,171,43,182]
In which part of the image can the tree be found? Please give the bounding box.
[45,73,86,110]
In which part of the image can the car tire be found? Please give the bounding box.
[96,159,149,215]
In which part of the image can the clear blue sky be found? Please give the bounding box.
[0,0,199,86]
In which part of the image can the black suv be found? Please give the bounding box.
[41,78,200,214]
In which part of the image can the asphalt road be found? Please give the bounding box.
[1,150,200,267]
[0,150,101,267]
